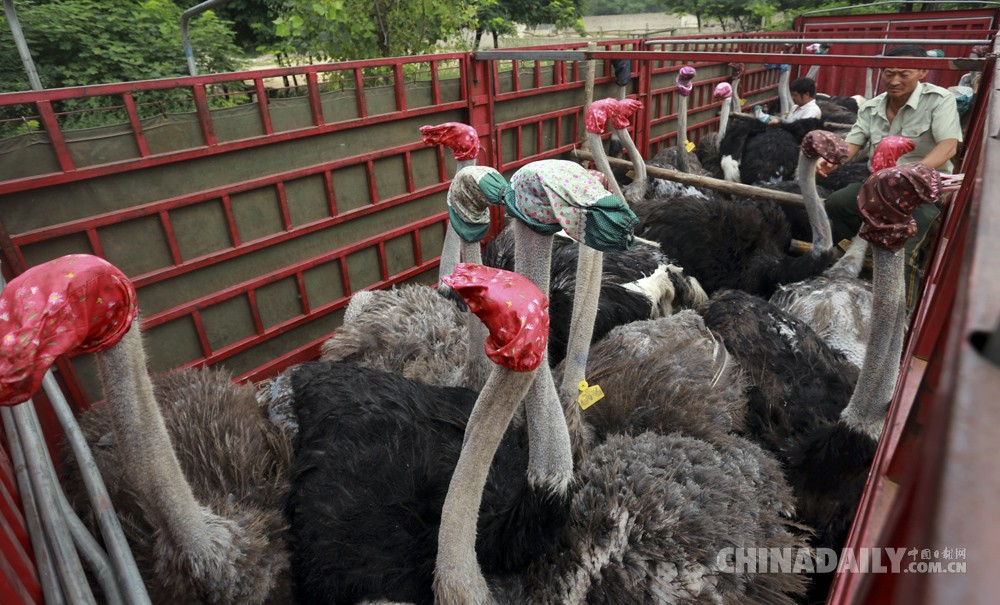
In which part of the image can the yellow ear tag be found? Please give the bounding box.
[685,140,696,153]
[738,97,747,106]
[578,380,605,410]
[626,170,635,179]
[837,238,852,252]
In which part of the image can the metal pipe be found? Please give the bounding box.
[1,407,65,605]
[40,371,150,605]
[20,403,125,605]
[10,402,96,604]
[644,37,992,46]
[180,0,230,77]
[475,51,983,72]
[799,0,1000,17]
[3,0,43,90]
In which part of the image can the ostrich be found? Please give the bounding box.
[284,159,638,605]
[417,121,483,288]
[633,130,848,298]
[768,136,917,368]
[1,254,293,605]
[695,81,734,179]
[804,42,830,80]
[647,66,713,179]
[701,164,962,602]
[435,278,809,605]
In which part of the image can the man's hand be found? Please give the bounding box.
[816,157,837,177]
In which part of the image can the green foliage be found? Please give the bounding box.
[472,0,587,48]
[0,0,244,91]
[585,0,663,16]
[175,0,292,51]
[271,0,477,61]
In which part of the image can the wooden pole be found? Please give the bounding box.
[574,149,808,208]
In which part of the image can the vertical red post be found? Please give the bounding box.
[464,54,501,236]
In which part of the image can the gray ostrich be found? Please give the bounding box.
[769,136,920,369]
[2,255,294,605]
[317,165,497,391]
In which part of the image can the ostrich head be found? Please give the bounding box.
[840,163,962,439]
[419,121,481,170]
[585,98,638,203]
[0,254,137,406]
[798,130,849,253]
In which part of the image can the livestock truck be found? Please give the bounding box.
[0,4,997,604]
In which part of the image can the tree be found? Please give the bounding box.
[271,0,477,61]
[472,0,587,49]
[0,0,243,91]
[174,0,292,52]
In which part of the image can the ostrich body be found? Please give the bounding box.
[633,130,848,298]
[0,255,292,605]
[770,236,873,369]
[720,116,827,185]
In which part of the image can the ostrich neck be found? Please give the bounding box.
[461,239,492,391]
[456,158,476,171]
[435,367,537,604]
[558,245,603,459]
[731,78,741,113]
[840,246,908,440]
[438,227,463,284]
[96,324,224,551]
[718,102,730,140]
[676,97,689,174]
[615,126,647,203]
[798,154,833,253]
[779,71,792,117]
[514,221,574,490]
[806,65,820,80]
[586,132,626,200]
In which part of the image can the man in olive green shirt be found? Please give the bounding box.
[817,45,963,309]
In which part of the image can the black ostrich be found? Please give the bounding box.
[632,130,848,298]
[284,160,637,605]
[694,81,735,179]
[720,116,827,185]
[483,228,706,367]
